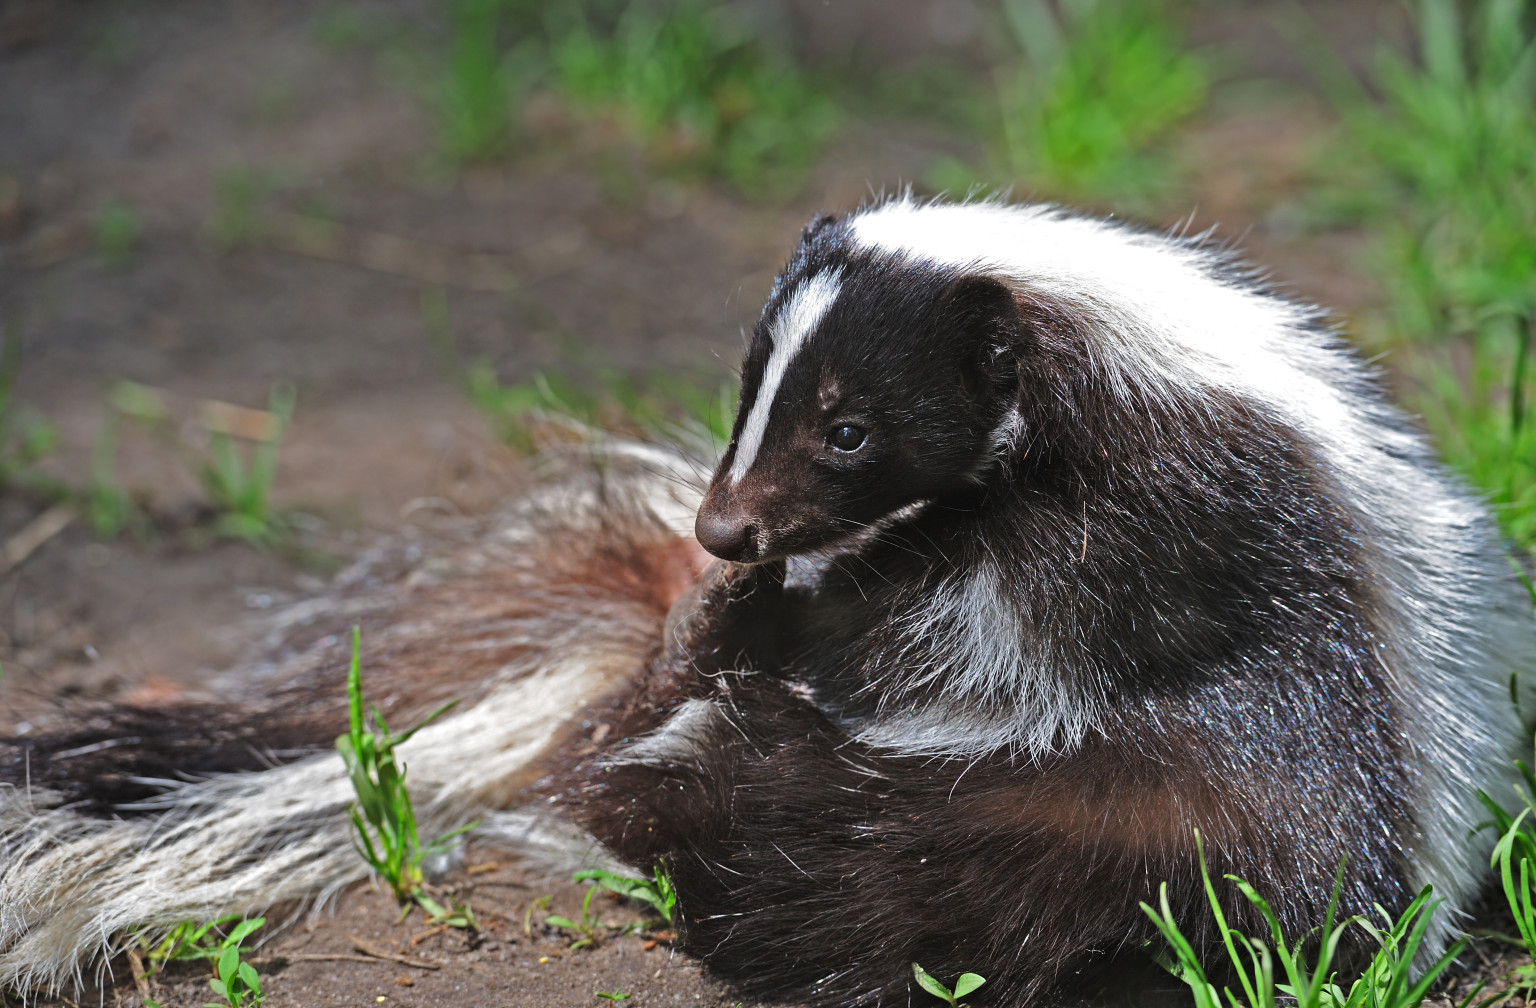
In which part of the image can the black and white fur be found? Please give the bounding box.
[569,198,1534,1003]
[2,198,1531,1006]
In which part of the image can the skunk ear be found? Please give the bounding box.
[801,212,838,240]
[940,275,1022,404]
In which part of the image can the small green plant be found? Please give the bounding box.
[197,383,295,546]
[206,923,266,1008]
[543,865,673,950]
[416,887,478,929]
[1141,835,1463,1008]
[208,167,279,249]
[137,916,245,974]
[140,917,265,1008]
[937,0,1206,206]
[140,919,221,973]
[95,201,140,267]
[1480,750,1536,995]
[87,406,138,539]
[573,865,676,927]
[336,627,476,913]
[545,881,609,950]
[596,993,632,1002]
[524,894,553,938]
[104,380,295,546]
[911,962,986,1007]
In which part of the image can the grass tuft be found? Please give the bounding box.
[541,866,676,950]
[423,0,837,193]
[196,383,295,547]
[1143,833,1466,1008]
[103,380,296,546]
[336,627,478,921]
[543,881,608,950]
[1479,745,1536,996]
[208,167,281,250]
[1341,0,1536,344]
[573,866,676,927]
[87,403,139,539]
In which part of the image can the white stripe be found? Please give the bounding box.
[728,270,842,484]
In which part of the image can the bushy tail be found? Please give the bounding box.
[0,442,708,994]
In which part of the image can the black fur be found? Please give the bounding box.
[0,701,339,812]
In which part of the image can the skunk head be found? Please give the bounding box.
[695,212,1025,563]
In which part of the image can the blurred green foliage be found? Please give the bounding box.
[541,0,837,194]
[95,201,141,267]
[467,362,735,452]
[428,0,838,193]
[441,0,529,160]
[208,167,278,250]
[932,0,1207,207]
[1335,0,1536,548]
[18,0,1536,568]
[87,404,139,539]
[423,286,735,452]
[1344,0,1536,342]
[425,0,1536,555]
[101,381,297,547]
[1408,334,1536,547]
[197,384,296,547]
[995,0,1207,202]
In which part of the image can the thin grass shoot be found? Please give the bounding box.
[336,627,478,921]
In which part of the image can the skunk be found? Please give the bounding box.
[3,198,1532,1007]
[557,200,1535,1002]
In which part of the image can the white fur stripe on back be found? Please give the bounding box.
[728,270,842,484]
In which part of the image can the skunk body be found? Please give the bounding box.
[564,200,1536,1003]
[3,199,1532,1006]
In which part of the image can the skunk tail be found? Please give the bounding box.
[0,443,708,994]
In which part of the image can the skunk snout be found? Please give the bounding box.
[695,506,757,562]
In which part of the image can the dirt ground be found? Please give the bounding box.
[1,0,1526,1005]
[124,854,780,1008]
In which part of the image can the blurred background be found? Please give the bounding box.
[1,0,1533,714]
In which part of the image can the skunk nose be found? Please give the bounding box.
[695,509,756,561]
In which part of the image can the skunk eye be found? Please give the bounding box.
[827,425,866,452]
